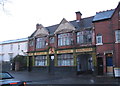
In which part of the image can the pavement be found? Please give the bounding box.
[8,70,120,85]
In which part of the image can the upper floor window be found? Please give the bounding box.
[115,30,120,43]
[29,39,34,47]
[36,37,46,49]
[77,30,92,44]
[96,33,103,45]
[49,37,55,43]
[58,33,73,46]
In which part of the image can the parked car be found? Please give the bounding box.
[0,71,26,86]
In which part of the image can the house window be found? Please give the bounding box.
[29,39,34,47]
[35,55,47,66]
[57,54,74,66]
[96,33,103,45]
[49,37,54,43]
[36,37,46,49]
[115,30,120,43]
[58,33,73,46]
[77,30,92,44]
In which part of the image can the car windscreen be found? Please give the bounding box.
[0,72,14,79]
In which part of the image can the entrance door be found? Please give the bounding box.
[106,56,113,74]
[97,57,103,75]
[49,55,54,73]
[77,54,92,74]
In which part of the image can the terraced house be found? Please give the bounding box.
[28,2,120,76]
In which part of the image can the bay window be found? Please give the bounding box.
[58,33,73,46]
[36,37,46,49]
[77,30,92,44]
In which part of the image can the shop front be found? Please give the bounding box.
[27,47,96,75]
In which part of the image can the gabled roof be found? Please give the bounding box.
[77,16,94,29]
[54,18,76,34]
[46,24,59,35]
[30,16,94,37]
[0,38,28,45]
[93,9,115,22]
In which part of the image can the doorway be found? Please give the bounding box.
[77,54,93,74]
[49,55,54,73]
[97,57,103,75]
[106,54,113,74]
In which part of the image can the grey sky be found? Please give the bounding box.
[0,0,119,41]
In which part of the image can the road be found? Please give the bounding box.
[9,71,120,86]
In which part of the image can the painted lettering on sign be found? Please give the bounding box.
[57,50,73,54]
[34,52,47,55]
[76,48,93,52]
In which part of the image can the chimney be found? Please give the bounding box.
[36,23,40,29]
[75,11,82,20]
[36,23,43,29]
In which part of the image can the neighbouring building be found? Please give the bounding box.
[27,2,120,75]
[93,2,120,76]
[0,38,28,62]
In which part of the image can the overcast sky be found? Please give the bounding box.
[0,0,119,42]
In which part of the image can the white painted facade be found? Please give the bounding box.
[0,38,28,61]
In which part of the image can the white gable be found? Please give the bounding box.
[54,18,75,34]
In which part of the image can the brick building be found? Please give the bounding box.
[93,3,120,75]
[28,12,96,74]
[28,2,120,75]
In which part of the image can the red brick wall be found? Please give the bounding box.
[111,3,120,67]
[94,20,114,54]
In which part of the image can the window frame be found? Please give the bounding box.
[58,33,73,46]
[77,30,92,44]
[36,37,46,49]
[57,54,74,66]
[35,55,47,66]
[115,30,120,43]
[96,34,103,45]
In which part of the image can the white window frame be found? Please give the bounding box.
[115,30,120,43]
[96,34,103,45]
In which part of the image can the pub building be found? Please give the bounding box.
[28,2,120,76]
[27,12,96,75]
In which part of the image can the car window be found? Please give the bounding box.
[0,72,13,79]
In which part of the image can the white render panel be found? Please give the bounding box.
[54,18,75,34]
[0,38,28,61]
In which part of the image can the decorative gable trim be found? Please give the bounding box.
[54,18,76,34]
[33,24,49,37]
